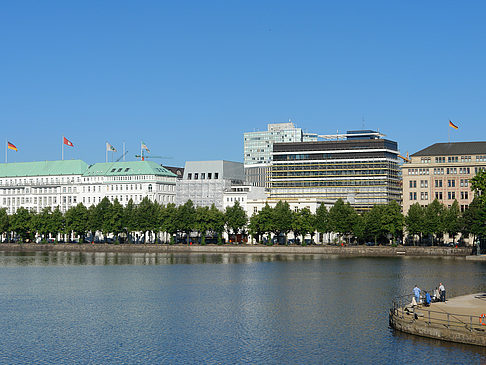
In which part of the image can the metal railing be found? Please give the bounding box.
[391,293,486,333]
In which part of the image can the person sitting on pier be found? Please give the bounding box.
[433,287,440,302]
[424,291,431,307]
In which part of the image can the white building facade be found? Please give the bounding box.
[0,160,177,214]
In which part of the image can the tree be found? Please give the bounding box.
[207,204,225,244]
[381,201,404,244]
[292,208,314,244]
[424,199,445,245]
[50,207,65,241]
[195,206,211,244]
[0,208,9,241]
[443,200,461,244]
[471,169,486,203]
[10,207,33,242]
[32,208,51,241]
[123,199,137,242]
[88,198,112,241]
[224,201,247,243]
[315,204,329,243]
[107,199,124,243]
[136,197,158,243]
[364,205,385,244]
[272,201,293,244]
[161,203,178,244]
[328,199,358,244]
[462,198,486,242]
[65,204,89,242]
[177,200,196,244]
[405,203,425,244]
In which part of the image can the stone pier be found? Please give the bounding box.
[389,293,486,347]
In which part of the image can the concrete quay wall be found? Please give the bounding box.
[0,243,471,256]
[390,309,486,347]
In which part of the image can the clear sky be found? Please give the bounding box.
[1,1,485,166]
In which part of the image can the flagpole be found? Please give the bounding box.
[123,142,125,161]
[106,142,108,163]
[5,139,7,164]
[62,136,64,161]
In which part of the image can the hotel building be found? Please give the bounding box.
[270,130,401,211]
[0,160,177,214]
[402,142,486,214]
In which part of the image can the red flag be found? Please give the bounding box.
[63,137,74,147]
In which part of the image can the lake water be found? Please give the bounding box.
[0,251,485,364]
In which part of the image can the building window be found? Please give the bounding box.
[435,192,443,200]
[447,180,455,188]
[435,180,442,188]
[208,173,212,179]
[420,180,428,188]
[194,173,198,180]
[214,173,219,179]
[187,173,192,180]
[201,173,205,180]
[148,184,152,192]
[409,180,417,188]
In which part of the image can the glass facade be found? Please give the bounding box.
[270,135,401,211]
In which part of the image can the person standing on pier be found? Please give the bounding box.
[439,283,446,302]
[413,285,421,305]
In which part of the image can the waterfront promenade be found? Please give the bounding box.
[0,243,471,256]
[390,294,486,346]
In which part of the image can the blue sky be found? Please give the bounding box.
[1,1,485,166]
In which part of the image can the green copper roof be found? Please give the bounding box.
[83,160,177,177]
[0,160,89,178]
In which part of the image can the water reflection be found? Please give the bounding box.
[0,251,342,266]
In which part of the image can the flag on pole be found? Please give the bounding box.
[449,120,459,130]
[106,142,117,152]
[63,137,74,147]
[141,141,150,153]
[7,141,18,151]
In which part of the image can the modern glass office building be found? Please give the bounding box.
[269,130,401,211]
[244,122,318,187]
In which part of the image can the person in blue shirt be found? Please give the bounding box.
[413,285,421,305]
[424,291,431,307]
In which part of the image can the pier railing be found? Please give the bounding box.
[391,293,486,333]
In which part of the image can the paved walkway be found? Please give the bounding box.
[412,293,486,331]
[430,293,486,315]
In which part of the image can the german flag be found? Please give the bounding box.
[449,120,459,130]
[7,141,18,151]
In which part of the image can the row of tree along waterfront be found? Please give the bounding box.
[1,172,485,245]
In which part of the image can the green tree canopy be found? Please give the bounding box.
[10,207,33,242]
[405,203,425,243]
[328,199,358,243]
[225,201,248,243]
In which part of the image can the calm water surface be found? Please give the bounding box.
[0,251,485,364]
